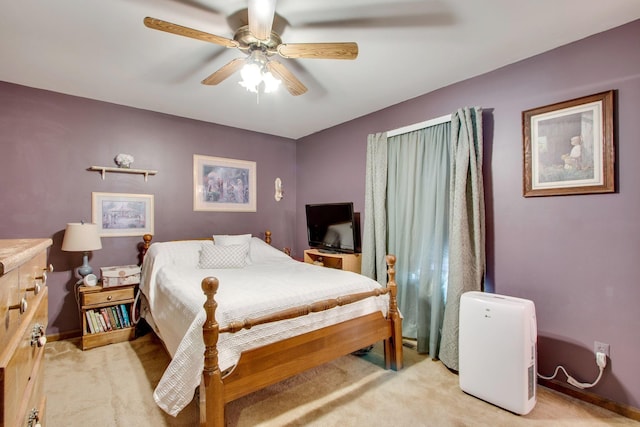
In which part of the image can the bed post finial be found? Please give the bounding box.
[385,254,403,371]
[385,254,397,312]
[201,277,224,427]
[265,230,272,245]
[138,234,153,266]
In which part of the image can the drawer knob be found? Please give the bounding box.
[107,295,113,301]
[27,408,40,427]
[29,265,53,294]
[31,323,47,347]
[27,282,41,295]
[34,271,47,284]
[34,265,52,285]
[9,297,28,314]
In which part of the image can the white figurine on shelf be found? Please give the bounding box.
[114,153,134,168]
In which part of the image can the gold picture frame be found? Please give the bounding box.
[522,90,614,197]
[193,154,257,212]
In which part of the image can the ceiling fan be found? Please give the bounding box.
[144,0,358,96]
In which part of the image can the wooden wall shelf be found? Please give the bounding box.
[89,166,157,181]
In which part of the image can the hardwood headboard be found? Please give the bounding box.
[136,230,281,266]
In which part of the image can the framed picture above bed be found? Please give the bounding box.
[522,90,614,197]
[92,192,154,237]
[193,154,257,212]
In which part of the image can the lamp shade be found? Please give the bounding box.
[61,223,102,252]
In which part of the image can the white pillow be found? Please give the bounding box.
[148,240,206,268]
[198,242,249,269]
[212,234,251,246]
[249,237,292,264]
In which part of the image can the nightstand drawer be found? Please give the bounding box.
[82,286,135,306]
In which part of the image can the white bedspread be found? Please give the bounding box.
[140,239,388,416]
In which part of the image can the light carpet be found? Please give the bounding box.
[44,333,638,426]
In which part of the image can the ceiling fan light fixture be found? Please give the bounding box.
[143,0,356,97]
[239,63,263,93]
[239,49,282,94]
[262,71,281,93]
[238,64,282,94]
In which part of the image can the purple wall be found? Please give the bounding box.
[0,83,297,335]
[295,20,640,409]
[2,18,639,412]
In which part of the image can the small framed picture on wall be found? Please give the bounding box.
[92,192,154,237]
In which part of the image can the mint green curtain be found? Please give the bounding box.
[387,124,451,356]
[362,132,389,285]
[363,108,484,363]
[439,107,485,371]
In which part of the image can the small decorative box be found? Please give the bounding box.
[100,265,141,288]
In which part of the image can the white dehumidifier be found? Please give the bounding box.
[459,291,537,415]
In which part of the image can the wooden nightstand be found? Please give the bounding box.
[303,249,362,274]
[78,283,136,350]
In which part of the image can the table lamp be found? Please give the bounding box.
[62,222,102,279]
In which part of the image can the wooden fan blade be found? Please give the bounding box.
[277,42,358,60]
[144,17,238,48]
[267,60,307,96]
[248,0,277,41]
[201,58,246,85]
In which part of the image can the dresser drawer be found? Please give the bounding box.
[82,286,135,307]
[1,246,49,351]
[0,267,22,346]
[18,250,47,295]
[17,349,46,427]
[1,287,47,427]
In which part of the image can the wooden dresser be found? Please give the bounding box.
[0,238,52,427]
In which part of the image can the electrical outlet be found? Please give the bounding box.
[594,341,610,357]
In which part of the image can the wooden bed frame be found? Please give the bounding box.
[139,231,403,427]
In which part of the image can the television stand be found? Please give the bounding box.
[303,249,362,274]
[318,249,338,254]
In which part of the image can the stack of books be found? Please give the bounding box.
[85,304,132,334]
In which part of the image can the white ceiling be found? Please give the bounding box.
[2,1,640,139]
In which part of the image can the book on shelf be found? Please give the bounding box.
[89,310,101,333]
[91,310,99,333]
[120,304,131,328]
[112,306,123,329]
[114,305,125,329]
[96,310,107,332]
[100,308,112,331]
[86,311,95,334]
[108,306,120,329]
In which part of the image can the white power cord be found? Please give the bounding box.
[131,288,141,325]
[538,352,607,389]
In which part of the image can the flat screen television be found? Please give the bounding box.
[305,202,361,254]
